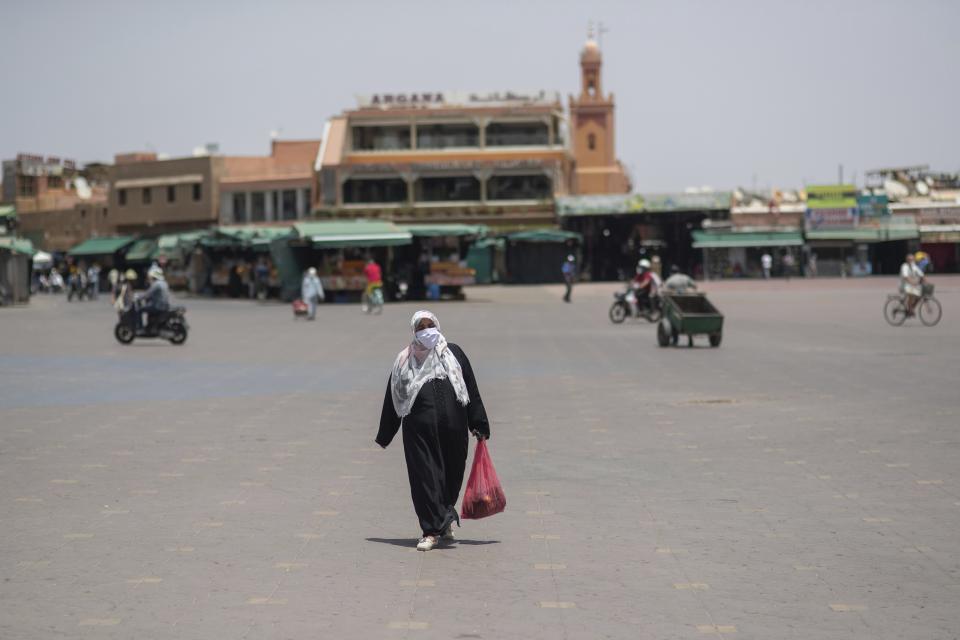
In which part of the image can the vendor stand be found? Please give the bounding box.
[200,226,292,298]
[396,224,486,300]
[290,220,412,302]
[504,229,582,283]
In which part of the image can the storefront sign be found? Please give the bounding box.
[357,90,560,109]
[857,193,889,217]
[895,205,960,224]
[805,207,859,230]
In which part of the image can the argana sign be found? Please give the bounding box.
[356,90,560,109]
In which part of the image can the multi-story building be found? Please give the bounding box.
[108,153,222,235]
[219,139,320,225]
[314,89,573,228]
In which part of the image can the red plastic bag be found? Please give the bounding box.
[461,440,506,519]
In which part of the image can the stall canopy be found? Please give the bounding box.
[692,230,804,249]
[202,225,293,251]
[0,236,35,256]
[123,238,159,263]
[68,236,135,257]
[805,219,918,243]
[0,205,16,230]
[156,230,210,261]
[293,220,412,248]
[506,229,583,244]
[398,224,487,238]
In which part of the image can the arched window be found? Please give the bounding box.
[587,133,596,151]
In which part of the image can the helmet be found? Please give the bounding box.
[638,259,651,270]
[124,269,137,281]
[567,254,575,262]
[307,267,318,276]
[147,266,164,280]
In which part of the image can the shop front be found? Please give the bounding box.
[892,203,960,273]
[395,224,486,300]
[199,226,292,298]
[504,229,581,283]
[691,230,804,279]
[804,216,918,276]
[0,236,34,305]
[290,221,413,302]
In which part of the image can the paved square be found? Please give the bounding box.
[1,278,958,639]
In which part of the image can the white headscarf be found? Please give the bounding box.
[390,310,469,418]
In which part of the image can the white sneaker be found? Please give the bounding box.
[441,526,456,542]
[416,535,438,551]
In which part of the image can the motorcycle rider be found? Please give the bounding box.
[630,259,655,315]
[137,265,171,331]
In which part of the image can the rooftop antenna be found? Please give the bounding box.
[597,21,609,49]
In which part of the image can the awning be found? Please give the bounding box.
[293,220,412,248]
[692,230,804,249]
[398,224,487,238]
[124,238,159,262]
[0,236,35,256]
[506,229,582,244]
[68,236,135,256]
[201,225,294,251]
[805,225,918,243]
[919,224,960,243]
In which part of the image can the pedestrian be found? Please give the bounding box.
[761,252,772,279]
[108,268,120,301]
[782,252,795,281]
[301,267,324,321]
[561,254,576,302]
[806,252,817,278]
[114,269,137,311]
[87,263,101,299]
[376,310,490,551]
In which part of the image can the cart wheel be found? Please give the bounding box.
[657,322,670,347]
[709,333,722,348]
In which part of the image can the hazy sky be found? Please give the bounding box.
[3,0,958,192]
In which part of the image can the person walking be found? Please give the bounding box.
[377,310,490,551]
[87,263,101,299]
[301,267,324,321]
[782,252,795,281]
[561,254,576,302]
[806,252,818,278]
[761,252,773,279]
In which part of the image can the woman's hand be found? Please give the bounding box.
[471,430,488,441]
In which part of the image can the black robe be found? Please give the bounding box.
[377,343,490,536]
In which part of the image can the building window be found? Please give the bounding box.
[588,133,596,151]
[232,192,247,223]
[343,178,407,204]
[251,192,266,222]
[414,176,480,202]
[18,175,37,197]
[486,121,550,146]
[351,125,411,151]
[416,123,479,149]
[47,175,63,189]
[118,189,127,206]
[142,187,152,204]
[167,185,176,203]
[487,174,553,201]
[192,183,202,201]
[281,189,297,220]
[302,188,312,216]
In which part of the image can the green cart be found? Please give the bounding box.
[657,293,724,348]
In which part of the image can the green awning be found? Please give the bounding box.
[293,220,413,248]
[805,226,918,243]
[124,238,159,262]
[692,230,804,249]
[0,205,16,220]
[506,229,582,244]
[0,236,35,256]
[68,236,135,256]
[398,224,488,238]
[200,225,294,250]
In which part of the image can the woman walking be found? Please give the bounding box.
[377,310,490,551]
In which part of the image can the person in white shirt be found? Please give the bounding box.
[761,253,773,279]
[900,253,924,316]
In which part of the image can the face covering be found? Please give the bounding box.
[415,327,441,350]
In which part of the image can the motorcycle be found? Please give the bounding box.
[609,287,662,324]
[114,304,189,345]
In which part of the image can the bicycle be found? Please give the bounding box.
[884,283,941,327]
[361,285,384,315]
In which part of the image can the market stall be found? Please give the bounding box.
[291,220,413,302]
[396,224,486,299]
[200,226,292,298]
[504,229,582,284]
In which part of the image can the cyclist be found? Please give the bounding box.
[900,253,924,316]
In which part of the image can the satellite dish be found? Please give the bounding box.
[74,176,92,199]
[883,179,909,199]
[916,181,929,195]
